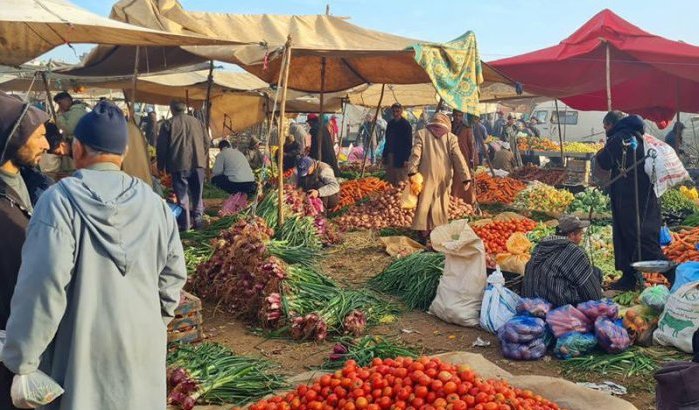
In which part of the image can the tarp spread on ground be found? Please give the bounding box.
[0,0,235,66]
[491,9,699,123]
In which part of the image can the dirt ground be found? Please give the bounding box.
[199,229,656,410]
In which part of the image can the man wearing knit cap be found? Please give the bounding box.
[0,91,51,410]
[157,100,210,230]
[1,100,187,410]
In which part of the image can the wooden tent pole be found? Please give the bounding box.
[605,42,612,111]
[40,71,57,123]
[130,46,140,124]
[317,57,327,159]
[337,98,348,153]
[277,38,293,227]
[360,84,385,178]
[554,99,565,166]
[204,60,215,180]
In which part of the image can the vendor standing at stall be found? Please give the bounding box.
[595,112,667,290]
[407,113,470,239]
[523,215,602,307]
[450,109,476,204]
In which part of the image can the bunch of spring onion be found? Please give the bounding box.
[167,343,286,409]
[323,336,419,369]
[369,251,445,310]
[282,266,398,341]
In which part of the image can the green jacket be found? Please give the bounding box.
[56,103,89,139]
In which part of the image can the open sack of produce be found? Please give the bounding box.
[654,281,699,353]
[428,220,487,327]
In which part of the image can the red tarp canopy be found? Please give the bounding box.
[490,9,699,123]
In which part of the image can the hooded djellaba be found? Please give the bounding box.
[1,100,187,410]
[595,114,667,291]
[407,113,471,234]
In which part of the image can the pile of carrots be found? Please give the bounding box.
[332,177,390,211]
[475,173,527,204]
[664,228,699,263]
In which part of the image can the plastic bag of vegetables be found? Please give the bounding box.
[500,337,547,361]
[640,285,670,311]
[480,268,521,333]
[553,332,598,360]
[516,297,552,318]
[622,304,660,344]
[10,371,64,408]
[546,305,593,338]
[576,299,619,321]
[595,317,631,354]
[495,233,532,275]
[497,316,547,344]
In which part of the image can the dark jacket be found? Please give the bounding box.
[595,115,665,272]
[157,113,210,173]
[523,236,602,307]
[383,117,413,168]
[309,122,339,175]
[1,168,52,409]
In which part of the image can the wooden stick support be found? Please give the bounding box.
[360,84,386,178]
[277,38,293,227]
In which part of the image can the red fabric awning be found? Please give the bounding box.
[490,9,699,122]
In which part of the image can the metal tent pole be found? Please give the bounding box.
[277,38,293,227]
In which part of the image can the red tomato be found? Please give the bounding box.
[430,380,444,392]
[356,397,369,409]
[377,396,392,409]
[414,385,428,398]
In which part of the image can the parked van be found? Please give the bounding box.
[528,100,698,143]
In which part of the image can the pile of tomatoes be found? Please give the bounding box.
[473,219,537,255]
[246,356,561,410]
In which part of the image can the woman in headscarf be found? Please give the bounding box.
[407,113,471,237]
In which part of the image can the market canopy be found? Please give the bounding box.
[0,0,238,66]
[67,0,516,106]
[490,9,699,122]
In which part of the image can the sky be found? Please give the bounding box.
[44,0,699,64]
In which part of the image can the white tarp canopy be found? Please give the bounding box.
[0,0,238,66]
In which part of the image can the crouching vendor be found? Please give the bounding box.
[296,156,340,211]
[523,215,603,307]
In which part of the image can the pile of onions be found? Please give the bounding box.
[335,183,474,231]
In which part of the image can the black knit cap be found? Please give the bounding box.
[0,91,50,164]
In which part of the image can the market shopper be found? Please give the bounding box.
[407,113,470,237]
[0,92,51,410]
[526,118,541,137]
[289,120,310,154]
[596,112,667,290]
[493,111,506,138]
[245,137,264,170]
[309,114,339,175]
[157,100,210,230]
[141,110,159,146]
[492,142,517,172]
[523,215,603,307]
[1,100,187,410]
[450,109,477,204]
[665,122,685,154]
[296,156,340,210]
[382,103,413,186]
[212,140,256,196]
[471,114,488,164]
[502,114,522,167]
[122,120,153,187]
[46,91,87,174]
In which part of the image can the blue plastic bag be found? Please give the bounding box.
[672,262,699,293]
[553,332,598,360]
[516,298,553,318]
[594,317,631,354]
[639,285,670,311]
[167,202,183,218]
[500,338,547,361]
[480,268,521,333]
[497,316,547,344]
[660,225,673,246]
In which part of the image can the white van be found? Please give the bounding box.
[528,100,699,143]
